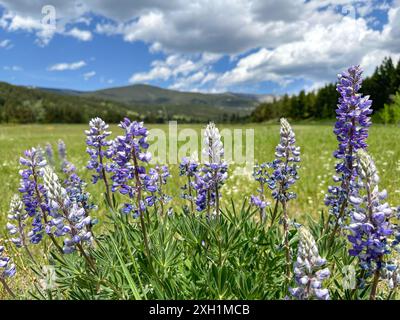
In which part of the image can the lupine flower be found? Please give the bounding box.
[195,123,228,215]
[347,150,392,274]
[325,66,372,227]
[45,143,55,167]
[43,167,93,254]
[382,258,400,290]
[289,227,330,300]
[0,245,16,279]
[268,118,300,203]
[143,165,172,215]
[7,194,28,248]
[110,118,152,217]
[18,148,47,244]
[179,155,199,212]
[251,163,272,221]
[85,117,113,185]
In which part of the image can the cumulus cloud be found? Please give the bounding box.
[65,28,92,41]
[48,60,87,71]
[0,0,399,91]
[129,53,221,91]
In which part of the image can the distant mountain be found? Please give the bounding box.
[39,83,275,110]
[0,82,277,123]
[79,84,260,110]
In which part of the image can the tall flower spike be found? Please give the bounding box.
[269,118,300,202]
[110,118,152,217]
[347,150,392,299]
[326,66,373,237]
[143,165,172,216]
[110,118,153,258]
[179,155,199,213]
[7,195,28,248]
[43,167,94,254]
[18,147,47,245]
[289,227,330,300]
[85,118,113,205]
[196,122,228,217]
[268,118,300,279]
[203,122,223,164]
[251,163,272,222]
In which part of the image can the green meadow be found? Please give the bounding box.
[1,122,400,225]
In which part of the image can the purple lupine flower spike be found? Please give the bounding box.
[347,150,392,299]
[179,155,199,212]
[7,194,27,248]
[144,165,172,216]
[251,163,271,222]
[110,118,152,217]
[85,118,113,205]
[7,194,37,262]
[109,118,153,257]
[18,147,47,244]
[268,118,300,203]
[0,244,16,298]
[268,118,300,279]
[0,245,16,279]
[325,66,373,236]
[43,167,94,254]
[289,227,330,300]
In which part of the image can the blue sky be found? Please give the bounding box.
[0,0,399,94]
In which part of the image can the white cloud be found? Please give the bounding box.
[129,53,222,91]
[0,0,399,92]
[66,28,92,41]
[83,71,96,80]
[48,60,87,71]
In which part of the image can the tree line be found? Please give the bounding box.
[251,57,400,123]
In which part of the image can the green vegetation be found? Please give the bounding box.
[1,123,399,225]
[252,57,400,122]
[0,83,254,124]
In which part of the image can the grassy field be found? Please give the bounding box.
[1,122,400,225]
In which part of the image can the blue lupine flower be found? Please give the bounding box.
[268,118,300,203]
[144,165,172,215]
[251,163,272,221]
[325,66,372,226]
[43,167,93,254]
[347,150,392,274]
[289,227,330,300]
[179,156,199,212]
[195,123,228,216]
[110,118,152,217]
[85,117,113,185]
[0,245,16,279]
[382,257,400,290]
[7,194,28,248]
[18,148,47,244]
